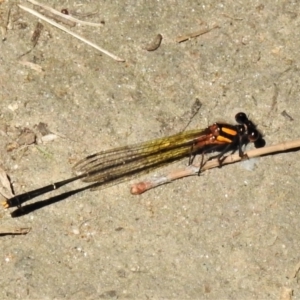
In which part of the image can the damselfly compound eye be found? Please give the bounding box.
[235,112,248,124]
[247,128,260,142]
[254,138,266,148]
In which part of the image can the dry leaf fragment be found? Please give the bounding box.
[17,128,36,146]
[0,166,14,199]
[36,122,51,136]
[144,34,163,51]
[6,141,19,152]
[280,287,293,300]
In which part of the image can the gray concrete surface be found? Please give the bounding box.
[0,1,300,299]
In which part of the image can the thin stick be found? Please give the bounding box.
[1,4,11,41]
[26,0,103,27]
[130,138,300,194]
[176,25,220,43]
[0,227,31,236]
[18,4,125,62]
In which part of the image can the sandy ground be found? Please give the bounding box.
[0,1,300,299]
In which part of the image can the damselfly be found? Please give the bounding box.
[3,112,265,208]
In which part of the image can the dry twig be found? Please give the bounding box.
[0,227,31,236]
[131,138,300,194]
[1,4,11,41]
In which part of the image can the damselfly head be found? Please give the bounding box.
[235,112,265,148]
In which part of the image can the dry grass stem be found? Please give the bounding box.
[19,60,44,72]
[176,25,220,43]
[27,0,103,27]
[18,4,125,62]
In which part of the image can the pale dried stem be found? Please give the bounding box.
[18,4,125,62]
[27,0,103,27]
[130,139,300,194]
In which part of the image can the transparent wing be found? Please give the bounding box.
[73,128,213,190]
